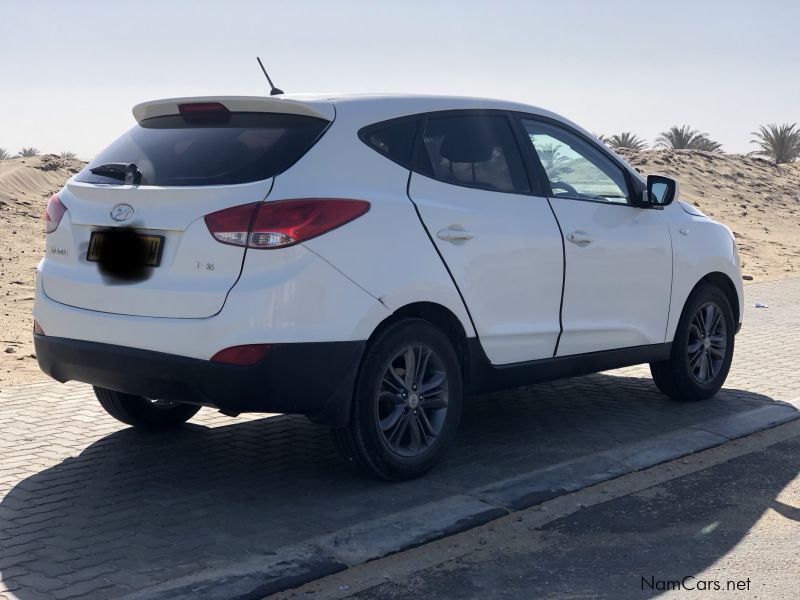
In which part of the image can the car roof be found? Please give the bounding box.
[283,92,566,121]
[131,93,637,177]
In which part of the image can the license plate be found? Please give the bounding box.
[87,231,164,267]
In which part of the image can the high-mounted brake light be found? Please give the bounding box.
[45,194,67,234]
[210,344,271,365]
[178,102,229,114]
[204,199,370,249]
[178,102,231,124]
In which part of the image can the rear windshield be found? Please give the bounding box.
[76,112,329,186]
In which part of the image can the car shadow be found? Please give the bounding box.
[0,371,796,598]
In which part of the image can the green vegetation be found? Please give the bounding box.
[750,123,800,165]
[608,132,647,151]
[656,126,721,152]
[535,144,574,180]
[17,147,39,157]
[0,148,10,160]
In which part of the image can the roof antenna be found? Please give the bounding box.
[256,57,284,96]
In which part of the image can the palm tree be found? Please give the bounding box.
[536,143,573,180]
[59,151,77,159]
[655,125,721,152]
[608,132,647,151]
[750,123,800,165]
[0,148,9,160]
[694,137,722,152]
[594,133,610,145]
[18,147,39,157]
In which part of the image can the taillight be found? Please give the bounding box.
[33,320,45,336]
[210,344,271,365]
[45,194,67,234]
[204,199,370,249]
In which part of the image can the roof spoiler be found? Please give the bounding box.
[132,96,334,123]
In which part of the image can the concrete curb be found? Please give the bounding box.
[128,400,800,599]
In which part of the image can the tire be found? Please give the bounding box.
[333,318,463,481]
[650,283,735,401]
[94,386,201,429]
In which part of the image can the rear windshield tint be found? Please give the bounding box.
[76,112,329,187]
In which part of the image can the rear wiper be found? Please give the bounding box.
[90,162,142,185]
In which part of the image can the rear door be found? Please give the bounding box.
[408,112,564,365]
[42,108,330,318]
[518,116,672,356]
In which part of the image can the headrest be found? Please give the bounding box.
[439,129,493,163]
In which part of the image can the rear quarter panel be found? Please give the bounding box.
[266,105,475,340]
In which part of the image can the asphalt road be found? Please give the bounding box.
[278,420,800,599]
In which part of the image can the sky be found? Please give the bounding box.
[1,0,799,159]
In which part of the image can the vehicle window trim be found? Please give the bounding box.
[513,112,643,208]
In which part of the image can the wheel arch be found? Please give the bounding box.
[368,302,470,366]
[699,271,740,326]
[670,271,741,344]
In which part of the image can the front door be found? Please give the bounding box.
[518,117,673,356]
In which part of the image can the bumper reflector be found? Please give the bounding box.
[210,344,271,366]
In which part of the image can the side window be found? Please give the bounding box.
[359,117,419,168]
[521,119,630,204]
[418,115,530,193]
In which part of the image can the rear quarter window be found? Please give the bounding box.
[76,112,329,187]
[358,117,419,169]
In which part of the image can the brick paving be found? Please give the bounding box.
[1,278,798,599]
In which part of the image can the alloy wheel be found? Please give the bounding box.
[376,345,449,458]
[687,301,727,383]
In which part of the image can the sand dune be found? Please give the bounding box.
[1,150,798,389]
[1,155,86,388]
[619,148,800,281]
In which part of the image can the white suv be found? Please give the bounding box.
[34,94,743,480]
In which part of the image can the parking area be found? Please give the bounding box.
[1,278,799,599]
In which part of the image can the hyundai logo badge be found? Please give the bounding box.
[110,203,134,222]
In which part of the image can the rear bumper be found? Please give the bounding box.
[34,334,364,427]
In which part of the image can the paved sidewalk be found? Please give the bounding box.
[1,278,799,599]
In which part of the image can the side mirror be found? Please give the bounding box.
[640,175,678,207]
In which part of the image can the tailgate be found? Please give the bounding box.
[42,179,272,318]
[40,103,331,318]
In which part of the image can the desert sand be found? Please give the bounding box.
[1,150,799,390]
[619,148,800,281]
[1,155,86,389]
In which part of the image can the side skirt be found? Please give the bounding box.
[465,340,672,395]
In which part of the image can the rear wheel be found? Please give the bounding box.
[650,283,735,401]
[333,318,463,481]
[94,386,200,429]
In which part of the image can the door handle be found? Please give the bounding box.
[566,231,592,246]
[436,226,474,243]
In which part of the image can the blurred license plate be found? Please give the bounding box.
[87,231,164,267]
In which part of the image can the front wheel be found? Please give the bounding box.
[333,318,463,481]
[94,387,201,429]
[650,283,735,401]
